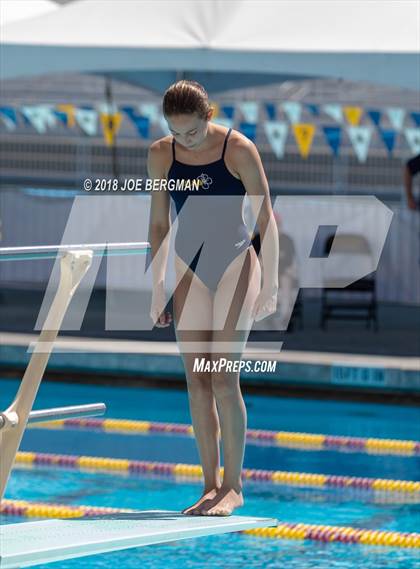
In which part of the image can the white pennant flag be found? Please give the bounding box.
[347,126,373,163]
[404,128,420,155]
[75,108,98,136]
[97,103,118,115]
[213,117,234,129]
[159,114,171,135]
[21,105,57,134]
[139,103,159,124]
[263,121,288,159]
[239,101,259,124]
[385,107,405,131]
[281,101,301,124]
[0,113,16,131]
[322,104,343,123]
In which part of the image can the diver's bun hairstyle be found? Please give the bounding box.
[163,80,212,120]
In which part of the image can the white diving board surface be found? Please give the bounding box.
[0,511,277,568]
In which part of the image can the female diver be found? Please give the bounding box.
[148,80,279,516]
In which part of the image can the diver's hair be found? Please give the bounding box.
[162,80,212,120]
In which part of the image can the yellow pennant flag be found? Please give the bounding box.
[293,124,316,159]
[56,104,76,128]
[210,101,219,119]
[343,106,363,126]
[100,112,123,146]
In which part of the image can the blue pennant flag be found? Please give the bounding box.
[20,110,31,126]
[378,129,396,154]
[306,104,320,116]
[221,105,235,120]
[0,106,17,125]
[410,112,420,127]
[322,126,342,157]
[54,111,68,126]
[265,103,276,120]
[122,106,150,138]
[367,110,382,127]
[239,122,257,142]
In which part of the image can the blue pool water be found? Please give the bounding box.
[1,377,419,439]
[1,377,420,568]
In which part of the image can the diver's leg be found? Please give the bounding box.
[173,258,221,513]
[199,246,261,515]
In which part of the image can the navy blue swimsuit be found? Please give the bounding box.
[168,128,252,291]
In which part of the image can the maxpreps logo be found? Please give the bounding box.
[197,173,213,189]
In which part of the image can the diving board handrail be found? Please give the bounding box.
[0,241,150,261]
[0,241,152,502]
[26,403,106,424]
[0,403,107,427]
[0,249,93,501]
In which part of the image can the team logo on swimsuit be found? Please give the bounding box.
[197,173,213,190]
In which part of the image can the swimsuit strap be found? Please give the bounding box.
[172,128,231,162]
[221,128,232,160]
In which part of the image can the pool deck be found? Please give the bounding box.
[1,332,419,394]
[0,290,419,393]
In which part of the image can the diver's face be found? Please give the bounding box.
[166,113,208,149]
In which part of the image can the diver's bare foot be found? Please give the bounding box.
[198,486,244,516]
[182,487,220,515]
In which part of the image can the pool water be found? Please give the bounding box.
[1,377,420,568]
[4,469,420,569]
[1,377,419,439]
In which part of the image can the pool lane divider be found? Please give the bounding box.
[30,417,420,457]
[15,451,420,494]
[1,499,419,549]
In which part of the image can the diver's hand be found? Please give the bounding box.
[252,285,278,322]
[150,282,172,328]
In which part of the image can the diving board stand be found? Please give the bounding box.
[0,242,149,500]
[0,512,277,568]
[0,249,95,500]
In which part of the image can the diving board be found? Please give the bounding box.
[0,512,277,568]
